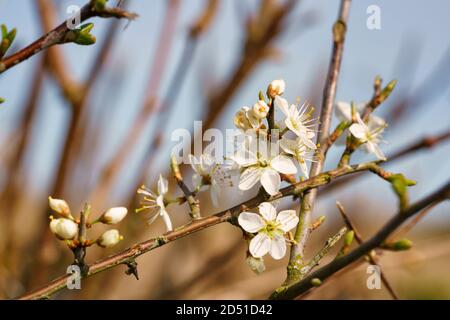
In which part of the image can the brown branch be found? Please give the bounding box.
[336,201,399,300]
[321,129,450,196]
[0,0,136,74]
[17,160,389,299]
[287,0,352,283]
[270,180,450,300]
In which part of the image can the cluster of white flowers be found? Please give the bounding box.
[48,197,126,248]
[135,79,391,266]
[231,79,317,195]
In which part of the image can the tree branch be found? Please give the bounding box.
[270,180,450,300]
[287,0,352,283]
[0,1,136,74]
[17,160,389,299]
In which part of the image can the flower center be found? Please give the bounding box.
[262,220,281,238]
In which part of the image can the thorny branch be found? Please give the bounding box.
[270,180,450,300]
[18,160,406,300]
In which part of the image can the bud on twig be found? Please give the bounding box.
[98,207,128,225]
[97,229,123,248]
[267,79,285,99]
[382,238,413,251]
[48,197,73,219]
[49,218,78,240]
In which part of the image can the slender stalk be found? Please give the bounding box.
[270,180,450,300]
[18,160,392,299]
[287,0,352,284]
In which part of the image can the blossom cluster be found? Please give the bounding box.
[48,197,127,248]
[135,79,389,268]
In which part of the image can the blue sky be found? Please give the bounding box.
[1,0,449,221]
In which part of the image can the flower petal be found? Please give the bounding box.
[270,155,297,175]
[157,174,168,195]
[368,141,386,160]
[239,167,262,191]
[210,183,220,208]
[238,212,265,233]
[188,154,200,173]
[258,202,277,221]
[249,233,271,258]
[270,234,287,260]
[276,210,299,232]
[260,168,281,195]
[160,209,173,232]
[335,101,352,121]
[275,96,290,117]
[349,123,367,140]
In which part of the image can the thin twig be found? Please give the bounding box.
[287,0,352,284]
[336,201,399,300]
[0,1,136,74]
[18,160,397,299]
[270,180,450,300]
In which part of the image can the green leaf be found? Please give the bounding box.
[344,230,355,246]
[387,173,416,210]
[69,23,96,46]
[1,24,7,39]
[0,97,5,104]
[382,238,413,251]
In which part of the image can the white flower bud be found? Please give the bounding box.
[267,79,285,98]
[233,108,250,130]
[252,100,269,119]
[97,229,123,248]
[49,218,78,240]
[99,207,128,225]
[48,196,72,218]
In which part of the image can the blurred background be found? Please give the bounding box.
[0,0,449,299]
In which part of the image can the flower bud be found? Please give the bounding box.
[267,79,285,99]
[99,207,128,225]
[233,108,250,130]
[97,229,123,248]
[50,218,78,240]
[246,255,265,274]
[382,238,413,251]
[252,100,269,119]
[48,196,72,219]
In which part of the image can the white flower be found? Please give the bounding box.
[99,207,128,225]
[349,113,387,160]
[97,229,123,248]
[137,174,173,232]
[233,106,260,130]
[279,137,315,178]
[189,153,234,207]
[335,101,386,145]
[275,96,317,149]
[267,79,286,99]
[48,197,72,219]
[238,202,299,260]
[49,218,78,240]
[252,100,270,119]
[233,138,297,195]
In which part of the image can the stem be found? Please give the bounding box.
[0,1,136,74]
[287,0,352,284]
[270,180,450,300]
[18,160,389,300]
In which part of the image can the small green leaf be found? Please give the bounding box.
[382,238,412,251]
[0,97,5,104]
[1,25,7,39]
[65,23,96,46]
[344,230,355,246]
